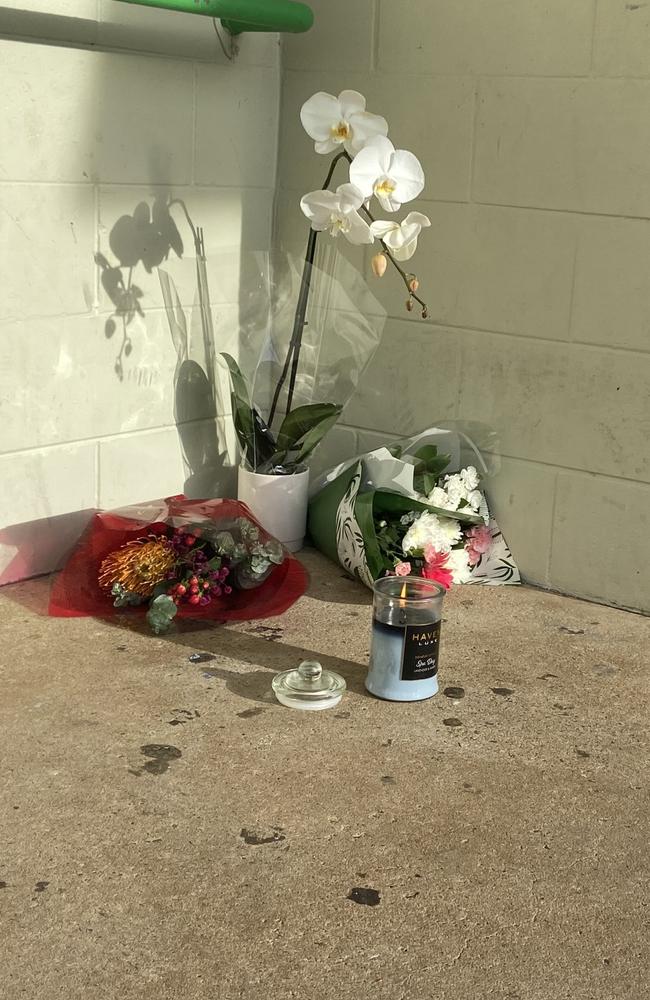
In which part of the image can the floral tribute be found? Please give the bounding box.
[300,89,430,316]
[49,497,308,633]
[308,434,520,590]
[382,467,494,590]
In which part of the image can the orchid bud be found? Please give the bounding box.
[405,298,413,312]
[371,252,387,278]
[408,276,419,293]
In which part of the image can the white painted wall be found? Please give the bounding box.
[0,6,280,582]
[277,0,650,613]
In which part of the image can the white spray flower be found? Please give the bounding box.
[428,485,460,512]
[460,466,480,491]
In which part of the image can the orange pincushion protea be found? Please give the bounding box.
[98,537,175,598]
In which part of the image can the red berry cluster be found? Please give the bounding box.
[166,526,232,607]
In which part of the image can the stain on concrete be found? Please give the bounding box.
[381,738,393,747]
[334,712,350,719]
[538,673,559,680]
[443,718,462,728]
[0,881,8,889]
[381,775,396,785]
[491,687,514,697]
[347,887,381,907]
[138,744,182,776]
[240,827,285,845]
[116,645,127,652]
[249,625,284,641]
[237,707,267,719]
[576,749,590,758]
[188,652,216,664]
[443,686,465,699]
[168,709,199,726]
[558,626,585,635]
[405,890,420,899]
[34,881,49,893]
[593,662,618,677]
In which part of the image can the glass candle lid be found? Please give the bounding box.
[272,660,346,711]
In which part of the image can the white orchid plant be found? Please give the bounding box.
[222,88,430,476]
[299,89,430,313]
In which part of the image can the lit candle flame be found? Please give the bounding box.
[399,581,408,611]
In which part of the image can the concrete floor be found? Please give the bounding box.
[1,549,648,1000]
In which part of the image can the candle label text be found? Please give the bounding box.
[401,621,441,681]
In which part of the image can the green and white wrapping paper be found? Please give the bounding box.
[308,429,520,588]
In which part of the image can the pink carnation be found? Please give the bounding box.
[421,547,453,590]
[394,561,412,577]
[465,524,492,566]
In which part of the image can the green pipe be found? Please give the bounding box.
[114,0,313,34]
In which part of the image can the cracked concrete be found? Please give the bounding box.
[0,549,648,999]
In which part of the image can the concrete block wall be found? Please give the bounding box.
[0,6,280,582]
[277,0,650,612]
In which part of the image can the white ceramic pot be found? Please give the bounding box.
[238,466,310,553]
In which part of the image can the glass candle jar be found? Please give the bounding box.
[366,576,445,702]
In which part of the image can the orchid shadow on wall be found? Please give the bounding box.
[96,194,184,380]
[96,195,228,496]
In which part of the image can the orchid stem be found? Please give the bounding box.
[341,151,428,314]
[269,149,348,426]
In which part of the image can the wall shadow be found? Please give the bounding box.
[98,193,236,498]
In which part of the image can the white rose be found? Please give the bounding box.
[467,490,483,511]
[447,547,472,584]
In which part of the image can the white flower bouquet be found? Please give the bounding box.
[308,430,520,589]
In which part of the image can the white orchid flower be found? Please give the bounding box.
[370,212,431,261]
[300,90,388,156]
[300,183,374,245]
[350,136,424,212]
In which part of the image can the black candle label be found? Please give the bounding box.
[401,621,441,681]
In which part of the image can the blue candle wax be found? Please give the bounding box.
[366,609,441,702]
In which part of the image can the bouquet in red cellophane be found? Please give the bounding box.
[49,497,308,633]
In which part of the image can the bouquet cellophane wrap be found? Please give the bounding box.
[308,429,520,588]
[48,497,308,622]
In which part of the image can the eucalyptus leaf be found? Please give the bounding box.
[214,531,235,556]
[111,582,143,608]
[146,594,178,635]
